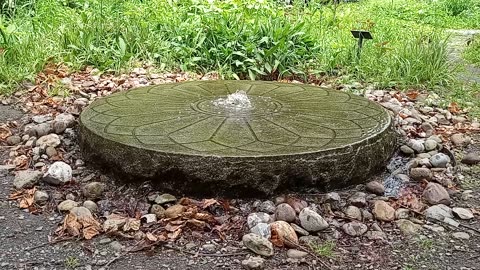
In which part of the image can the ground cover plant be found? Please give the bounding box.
[0,0,478,95]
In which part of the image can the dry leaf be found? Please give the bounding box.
[103,214,128,232]
[0,125,12,141]
[165,223,185,232]
[448,102,460,114]
[123,218,141,232]
[146,232,157,242]
[406,90,419,100]
[201,198,219,209]
[83,225,100,240]
[13,155,29,170]
[167,228,182,240]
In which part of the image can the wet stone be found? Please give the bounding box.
[79,81,396,196]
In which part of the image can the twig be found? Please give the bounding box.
[459,223,480,235]
[285,239,333,270]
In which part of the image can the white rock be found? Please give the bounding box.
[342,221,368,236]
[33,190,49,203]
[141,214,157,224]
[452,232,470,240]
[241,256,265,270]
[58,200,79,212]
[36,134,61,148]
[424,204,453,220]
[247,212,271,229]
[429,153,450,168]
[242,233,274,257]
[83,200,98,213]
[286,249,308,259]
[452,207,474,220]
[299,207,329,232]
[43,162,72,185]
[13,170,43,189]
[70,206,92,219]
[250,223,271,239]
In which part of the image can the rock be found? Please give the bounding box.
[43,162,72,185]
[299,207,329,232]
[298,236,321,246]
[83,200,98,212]
[407,139,425,153]
[150,204,166,218]
[286,198,308,214]
[45,146,57,157]
[6,135,21,145]
[247,212,271,229]
[410,168,433,181]
[362,209,373,221]
[36,134,61,148]
[423,139,437,151]
[396,219,421,235]
[348,192,367,207]
[451,133,470,146]
[31,123,53,137]
[141,214,157,224]
[82,182,105,200]
[424,204,453,220]
[342,221,368,236]
[275,203,296,222]
[429,153,450,168]
[286,249,308,259]
[290,223,309,236]
[366,181,385,195]
[258,200,276,214]
[66,193,76,201]
[344,205,362,221]
[270,221,298,247]
[421,122,435,136]
[452,207,474,220]
[452,232,470,240]
[109,241,124,252]
[395,208,410,219]
[58,200,79,211]
[365,231,386,240]
[373,200,395,222]
[241,256,265,269]
[33,190,49,204]
[13,170,43,189]
[164,205,186,219]
[242,233,274,257]
[461,152,480,165]
[400,145,415,155]
[423,224,445,233]
[0,164,15,177]
[250,223,271,239]
[324,192,344,210]
[52,113,76,134]
[422,182,451,205]
[154,193,176,204]
[70,206,92,219]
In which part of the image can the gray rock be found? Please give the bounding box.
[452,207,474,220]
[45,146,57,157]
[365,231,386,240]
[342,221,368,236]
[109,241,124,252]
[395,208,410,219]
[429,153,450,168]
[410,168,433,181]
[241,256,265,269]
[82,182,105,200]
[31,123,53,137]
[452,232,470,240]
[258,201,276,214]
[422,182,451,205]
[43,161,72,185]
[421,122,435,136]
[275,203,296,222]
[242,233,274,257]
[141,213,157,224]
[344,205,362,221]
[373,200,395,222]
[396,219,421,235]
[451,133,470,147]
[150,204,166,218]
[0,164,15,177]
[424,204,453,220]
[423,139,437,151]
[366,181,385,195]
[57,200,79,212]
[400,145,415,155]
[298,236,321,246]
[33,190,49,203]
[461,152,480,165]
[290,223,309,236]
[6,135,21,145]
[286,249,308,259]
[348,192,367,207]
[154,193,176,204]
[250,223,271,239]
[13,170,43,189]
[247,212,271,229]
[32,115,52,124]
[36,134,61,148]
[324,192,343,210]
[299,207,329,232]
[83,200,98,213]
[361,209,373,221]
[52,113,76,134]
[407,139,425,153]
[70,206,93,219]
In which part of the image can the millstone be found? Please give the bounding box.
[79,80,396,196]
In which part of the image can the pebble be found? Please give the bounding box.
[299,207,329,232]
[344,205,362,221]
[52,113,75,134]
[57,200,79,212]
[400,145,415,155]
[286,249,308,259]
[395,208,410,219]
[342,221,368,236]
[6,135,21,145]
[70,206,93,219]
[452,232,470,240]
[154,193,176,204]
[43,161,72,185]
[410,168,433,181]
[407,139,425,153]
[33,190,49,204]
[365,231,386,240]
[109,241,124,252]
[164,205,186,219]
[150,204,166,219]
[36,134,61,148]
[83,200,99,213]
[298,236,321,246]
[365,181,385,195]
[82,182,106,200]
[250,223,271,239]
[274,203,296,222]
[422,182,451,205]
[258,200,276,214]
[270,221,298,247]
[348,192,367,207]
[290,223,309,236]
[396,219,422,235]
[452,207,474,220]
[242,233,274,257]
[241,256,265,270]
[13,170,43,189]
[424,204,453,220]
[429,153,450,168]
[461,152,480,165]
[373,200,395,222]
[451,133,470,146]
[247,212,271,229]
[45,146,57,157]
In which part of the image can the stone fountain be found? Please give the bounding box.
[79,80,396,196]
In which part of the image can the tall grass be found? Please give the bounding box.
[0,0,460,94]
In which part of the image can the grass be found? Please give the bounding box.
[0,0,478,96]
[464,38,480,66]
[309,240,336,258]
[64,256,80,269]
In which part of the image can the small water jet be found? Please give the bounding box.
[79,80,396,196]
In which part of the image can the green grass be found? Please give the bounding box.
[309,240,336,258]
[464,38,480,66]
[0,0,478,95]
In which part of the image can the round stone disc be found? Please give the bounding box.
[80,81,396,196]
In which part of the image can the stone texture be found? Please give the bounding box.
[422,182,451,205]
[150,204,166,218]
[452,207,474,220]
[452,232,470,240]
[286,249,308,259]
[410,168,433,181]
[58,200,79,212]
[154,193,176,204]
[299,207,329,232]
[33,190,49,204]
[13,170,43,189]
[70,206,92,219]
[242,233,274,257]
[365,181,385,195]
[348,192,367,207]
[396,219,422,235]
[424,204,453,220]
[82,182,106,200]
[247,212,271,229]
[461,152,480,165]
[342,221,368,236]
[43,162,72,185]
[373,200,395,222]
[250,223,271,239]
[429,153,450,168]
[242,256,265,270]
[164,205,186,219]
[258,201,276,214]
[274,203,296,222]
[52,113,76,134]
[79,81,396,196]
[270,221,298,247]
[83,200,98,213]
[344,205,362,221]
[36,134,61,148]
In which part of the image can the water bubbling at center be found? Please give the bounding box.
[212,90,252,110]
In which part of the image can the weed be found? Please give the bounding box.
[415,237,434,250]
[309,240,336,258]
[64,256,79,269]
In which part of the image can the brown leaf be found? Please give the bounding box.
[146,232,157,242]
[83,225,100,240]
[165,222,185,232]
[167,228,182,240]
[123,218,141,232]
[406,90,419,100]
[63,213,82,237]
[13,155,29,170]
[201,198,219,209]
[0,125,12,141]
[448,102,460,114]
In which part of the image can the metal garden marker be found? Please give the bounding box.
[351,30,373,60]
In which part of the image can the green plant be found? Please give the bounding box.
[309,240,336,258]
[64,256,79,269]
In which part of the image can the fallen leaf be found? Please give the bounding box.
[406,90,419,100]
[167,228,182,240]
[448,102,460,114]
[146,232,157,242]
[201,198,219,209]
[0,125,12,140]
[123,218,141,232]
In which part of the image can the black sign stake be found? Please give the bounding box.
[351,30,373,60]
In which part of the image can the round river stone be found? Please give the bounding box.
[79,80,396,196]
